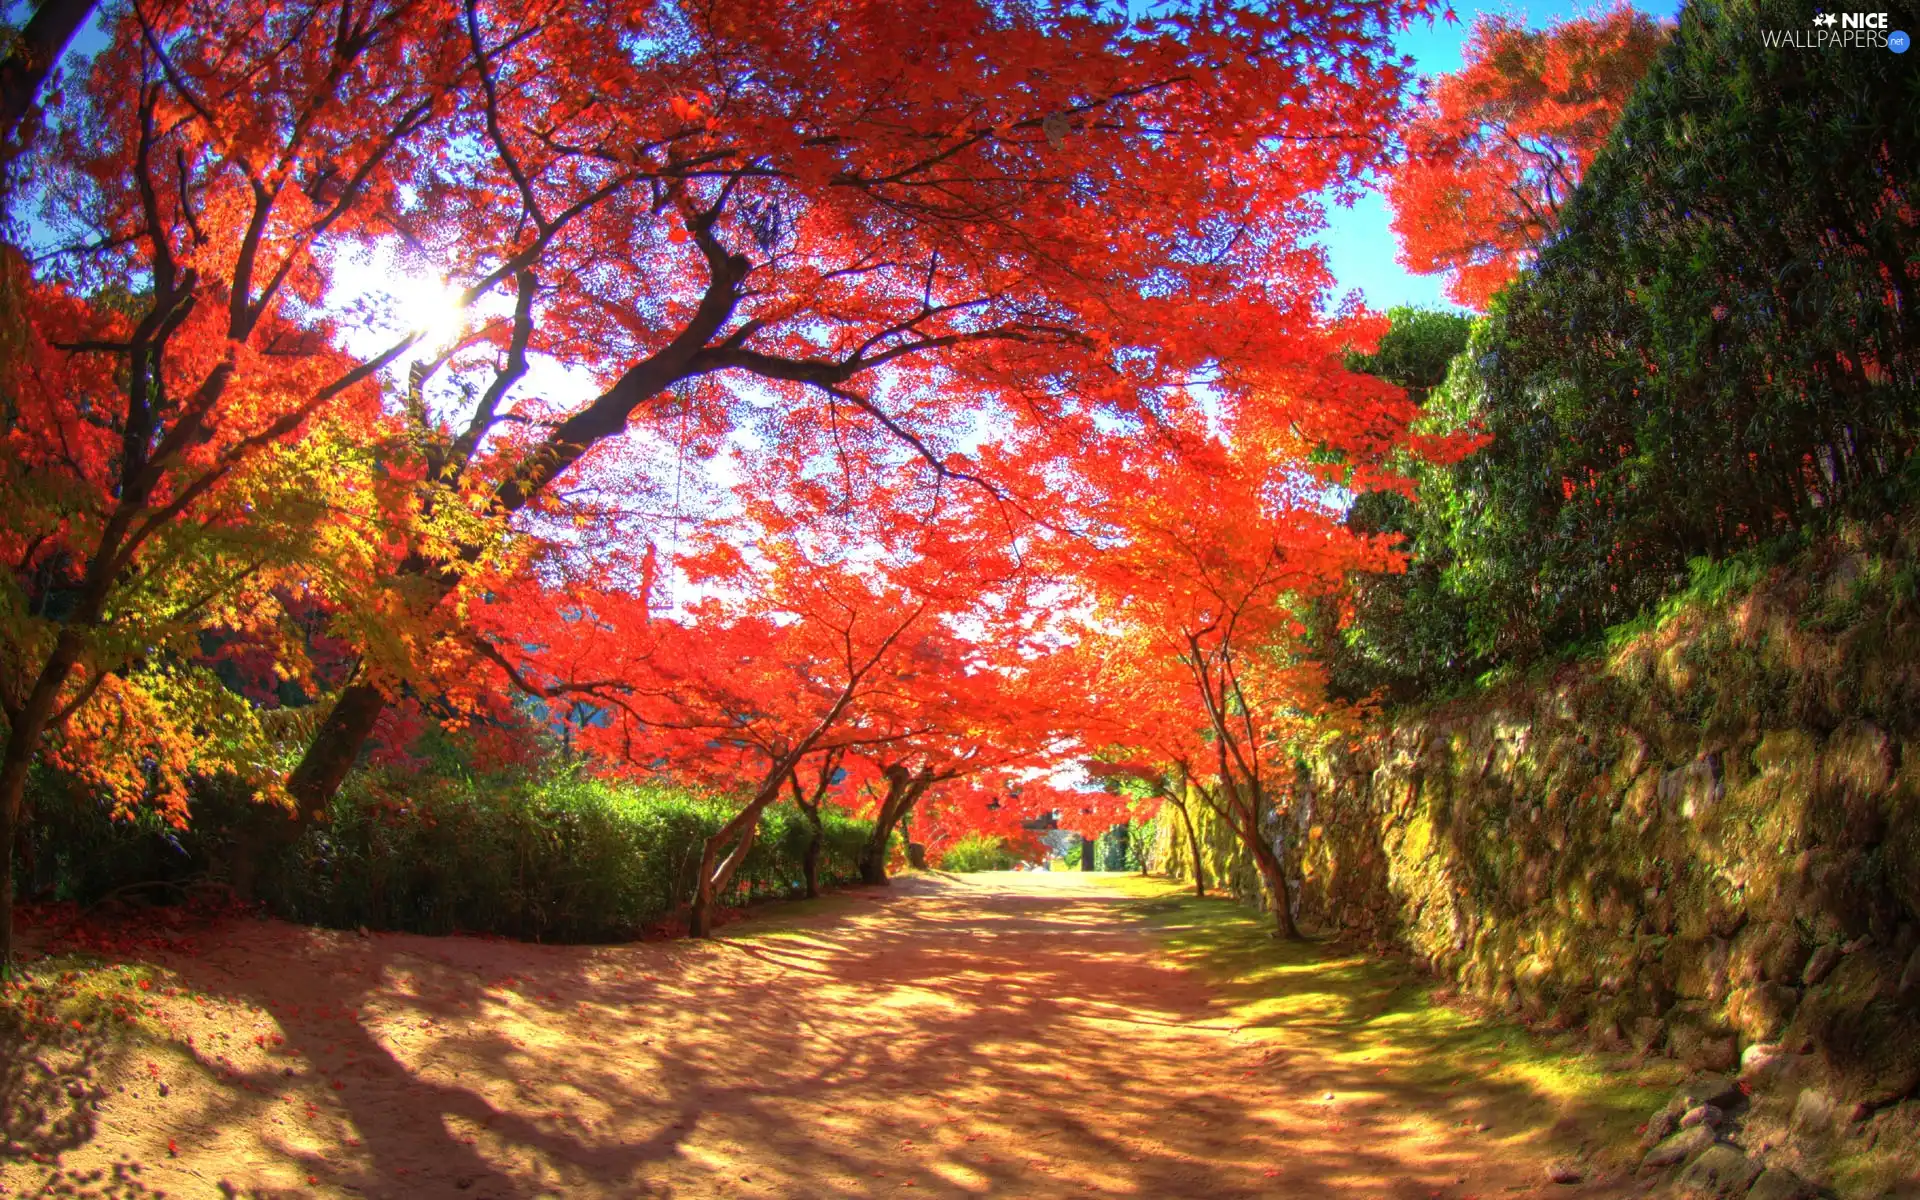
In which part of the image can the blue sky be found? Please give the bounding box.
[1318,0,1683,313]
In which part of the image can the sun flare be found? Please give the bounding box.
[325,244,471,357]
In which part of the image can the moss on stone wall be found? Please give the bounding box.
[1154,517,1920,1109]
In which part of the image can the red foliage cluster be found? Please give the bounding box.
[1385,5,1667,307]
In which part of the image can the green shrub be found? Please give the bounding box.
[1323,1,1920,693]
[17,762,872,942]
[936,834,1022,873]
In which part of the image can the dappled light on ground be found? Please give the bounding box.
[3,874,1673,1198]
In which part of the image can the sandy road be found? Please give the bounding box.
[3,872,1643,1199]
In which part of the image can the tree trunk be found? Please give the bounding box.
[787,751,838,901]
[1249,834,1300,941]
[0,629,89,974]
[1173,799,1207,898]
[800,806,823,899]
[0,758,22,977]
[286,682,388,812]
[857,830,890,886]
[0,0,95,150]
[689,803,766,939]
[1078,835,1094,871]
[858,766,932,886]
[216,680,390,902]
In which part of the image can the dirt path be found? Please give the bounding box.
[3,873,1661,1199]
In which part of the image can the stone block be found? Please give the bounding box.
[1788,1088,1835,1138]
[1820,721,1892,799]
[1641,1124,1715,1170]
[1674,1145,1762,1197]
[1730,921,1811,988]
[1669,1074,1744,1113]
[1801,942,1842,987]
[1678,1104,1724,1130]
[1746,1167,1817,1200]
[1725,983,1798,1044]
[1669,1016,1739,1073]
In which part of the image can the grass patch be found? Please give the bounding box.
[1106,876,1680,1163]
[2,954,174,1044]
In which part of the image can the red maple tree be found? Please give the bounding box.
[4,0,1438,961]
[1384,5,1667,307]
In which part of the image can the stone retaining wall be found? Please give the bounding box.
[1154,524,1920,1115]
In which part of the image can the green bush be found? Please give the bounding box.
[1312,308,1487,703]
[1447,0,1917,660]
[936,834,1022,873]
[16,762,872,942]
[1325,0,1920,692]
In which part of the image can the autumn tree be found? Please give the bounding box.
[1069,424,1403,937]
[457,445,1041,930]
[0,0,493,966]
[224,0,1432,829]
[457,547,923,936]
[835,626,1075,886]
[6,0,1430,950]
[784,747,847,900]
[910,776,1048,870]
[1384,5,1667,307]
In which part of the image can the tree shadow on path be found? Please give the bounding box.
[5,873,1668,1198]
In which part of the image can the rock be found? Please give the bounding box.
[1763,935,1812,986]
[1547,1161,1583,1185]
[1668,1012,1740,1073]
[1679,1104,1724,1130]
[1692,1036,1739,1073]
[1746,1168,1817,1200]
[1823,1006,1920,1105]
[1788,1088,1835,1137]
[1802,943,1843,987]
[1732,922,1812,988]
[1670,1074,1744,1114]
[1726,983,1799,1043]
[1901,946,1920,997]
[1675,1145,1762,1197]
[1644,1108,1681,1145]
[1641,1124,1715,1170]
[1740,1041,1782,1069]
[1738,1047,1789,1089]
